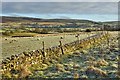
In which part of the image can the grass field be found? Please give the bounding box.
[28,31,119,78]
[2,32,95,58]
[1,31,119,79]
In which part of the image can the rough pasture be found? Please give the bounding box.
[1,32,112,78]
[2,32,95,58]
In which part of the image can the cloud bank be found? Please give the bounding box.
[1,2,118,21]
[1,0,120,2]
[2,2,118,14]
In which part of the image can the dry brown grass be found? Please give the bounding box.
[86,66,107,76]
[73,64,80,69]
[74,72,79,78]
[86,59,108,67]
[55,63,65,72]
[96,59,108,66]
[19,67,32,78]
[19,63,32,78]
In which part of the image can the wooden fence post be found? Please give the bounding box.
[42,41,45,57]
[75,34,79,42]
[59,41,64,55]
[107,31,110,48]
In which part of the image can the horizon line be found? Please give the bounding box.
[1,15,119,22]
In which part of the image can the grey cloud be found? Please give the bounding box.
[56,16,71,19]
[2,0,120,2]
[2,2,118,15]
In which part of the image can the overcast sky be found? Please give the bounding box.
[1,2,118,22]
[1,0,120,2]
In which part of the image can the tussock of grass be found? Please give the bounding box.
[74,73,79,78]
[86,59,108,67]
[73,64,80,69]
[19,63,32,78]
[96,59,108,66]
[86,66,107,77]
[111,64,118,69]
[73,50,81,55]
[81,50,88,54]
[19,67,32,78]
[2,71,12,78]
[55,64,65,72]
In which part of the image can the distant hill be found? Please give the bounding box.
[102,21,119,25]
[1,16,43,23]
[1,16,118,24]
[1,16,119,30]
[1,16,97,24]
